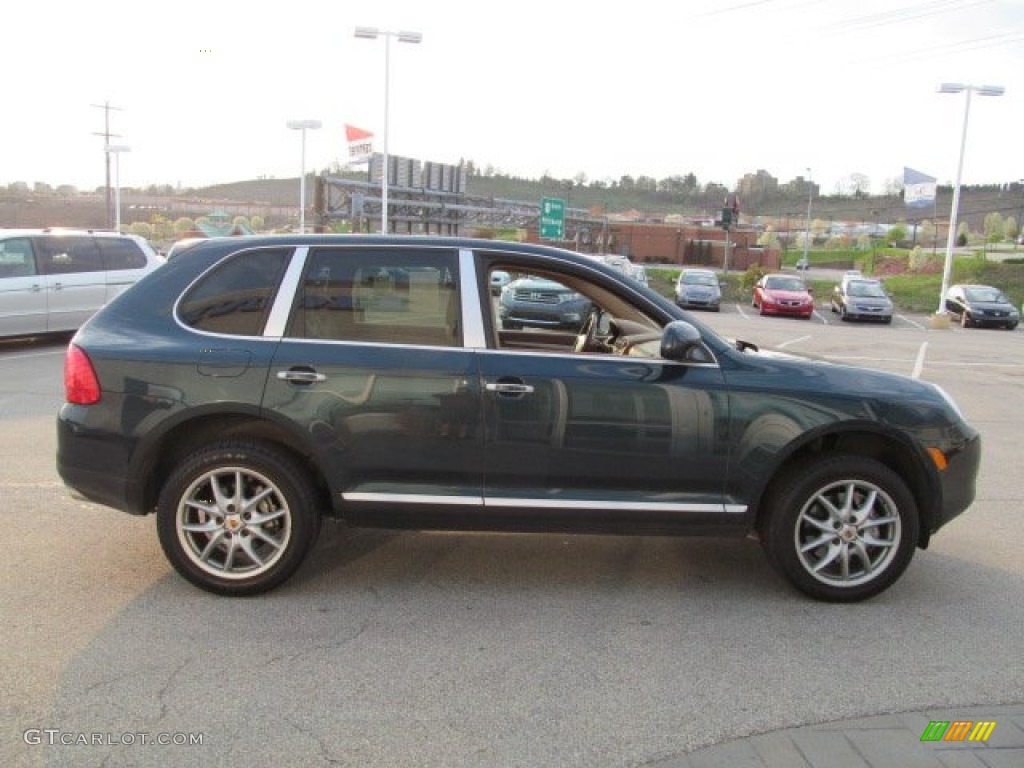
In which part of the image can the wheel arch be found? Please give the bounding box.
[752,426,940,548]
[135,411,333,517]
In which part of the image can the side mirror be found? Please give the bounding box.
[661,320,712,363]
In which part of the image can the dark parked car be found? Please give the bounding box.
[497,274,591,330]
[752,274,815,319]
[945,284,1019,329]
[675,268,722,311]
[57,236,980,601]
[830,277,894,323]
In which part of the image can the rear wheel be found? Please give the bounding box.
[761,455,918,602]
[156,441,321,596]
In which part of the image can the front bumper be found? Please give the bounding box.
[932,428,982,533]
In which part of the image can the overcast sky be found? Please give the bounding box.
[4,0,1022,196]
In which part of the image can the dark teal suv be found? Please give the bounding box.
[57,235,980,600]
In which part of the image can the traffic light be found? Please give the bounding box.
[721,206,733,230]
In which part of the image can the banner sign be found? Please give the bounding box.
[346,124,374,164]
[904,167,937,208]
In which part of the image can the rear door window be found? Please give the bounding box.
[288,247,461,347]
[37,236,104,275]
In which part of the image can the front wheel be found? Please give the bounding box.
[761,455,919,602]
[156,441,321,596]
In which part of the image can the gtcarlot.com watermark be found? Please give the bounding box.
[24,729,204,747]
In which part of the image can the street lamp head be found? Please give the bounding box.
[938,82,1005,97]
[354,26,422,44]
[287,120,322,130]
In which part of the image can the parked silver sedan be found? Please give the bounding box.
[830,276,893,323]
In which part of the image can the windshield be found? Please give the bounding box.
[847,281,887,298]
[682,272,717,286]
[965,287,1007,303]
[765,276,806,291]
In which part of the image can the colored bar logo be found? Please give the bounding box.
[920,720,997,742]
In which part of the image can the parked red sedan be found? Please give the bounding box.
[753,274,815,319]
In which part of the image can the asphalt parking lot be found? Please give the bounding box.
[1,313,1021,768]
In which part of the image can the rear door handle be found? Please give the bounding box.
[485,381,535,396]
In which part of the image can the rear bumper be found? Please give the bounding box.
[56,409,147,515]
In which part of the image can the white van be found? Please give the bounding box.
[0,229,164,337]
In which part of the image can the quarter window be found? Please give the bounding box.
[98,237,148,270]
[289,248,461,347]
[178,249,289,335]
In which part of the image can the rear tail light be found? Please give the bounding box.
[64,344,101,405]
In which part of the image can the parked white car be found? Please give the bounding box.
[0,228,164,337]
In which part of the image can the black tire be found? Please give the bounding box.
[157,441,321,596]
[761,455,919,602]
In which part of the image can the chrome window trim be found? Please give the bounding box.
[264,246,309,337]
[459,248,488,349]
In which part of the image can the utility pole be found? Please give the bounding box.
[92,101,123,229]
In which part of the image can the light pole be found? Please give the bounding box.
[802,168,813,267]
[354,26,422,233]
[286,119,322,234]
[106,145,130,231]
[935,83,1005,319]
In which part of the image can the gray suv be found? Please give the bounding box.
[497,275,592,330]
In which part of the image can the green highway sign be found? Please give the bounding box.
[540,197,565,240]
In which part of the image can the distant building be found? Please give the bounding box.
[737,170,779,201]
[780,175,819,200]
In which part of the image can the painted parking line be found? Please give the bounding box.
[0,349,66,361]
[897,314,925,330]
[777,335,813,350]
[912,342,928,379]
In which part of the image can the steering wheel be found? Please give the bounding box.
[574,308,600,353]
